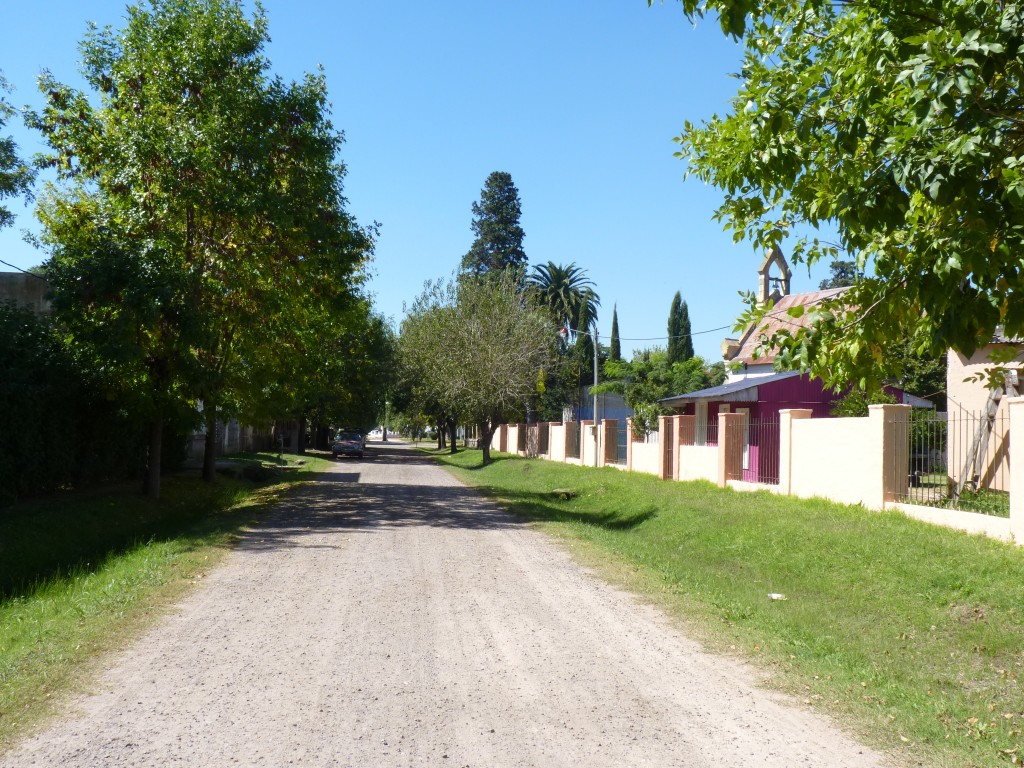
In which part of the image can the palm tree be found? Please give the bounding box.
[527,262,600,338]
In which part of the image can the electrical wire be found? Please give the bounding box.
[0,258,48,281]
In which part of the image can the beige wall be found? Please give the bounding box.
[630,441,660,476]
[948,346,1022,417]
[790,413,884,508]
[549,423,566,462]
[677,445,718,483]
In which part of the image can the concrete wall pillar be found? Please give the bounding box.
[874,403,911,504]
[1008,398,1024,542]
[718,412,746,487]
[603,419,618,465]
[671,415,683,481]
[626,418,634,471]
[778,409,812,494]
[658,415,674,480]
[498,424,508,453]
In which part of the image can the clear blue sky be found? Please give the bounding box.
[0,1,832,361]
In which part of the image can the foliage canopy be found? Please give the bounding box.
[658,0,1024,387]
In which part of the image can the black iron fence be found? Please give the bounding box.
[891,410,1010,517]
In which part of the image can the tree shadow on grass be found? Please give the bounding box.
[474,486,658,531]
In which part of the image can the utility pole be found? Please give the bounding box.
[593,321,599,467]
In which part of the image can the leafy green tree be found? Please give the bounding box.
[818,260,862,291]
[400,273,555,465]
[461,171,527,279]
[609,305,621,362]
[659,0,1024,388]
[0,73,34,230]
[599,348,726,436]
[32,0,371,495]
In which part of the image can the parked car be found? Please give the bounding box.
[332,431,364,459]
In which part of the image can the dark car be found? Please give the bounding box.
[331,431,364,459]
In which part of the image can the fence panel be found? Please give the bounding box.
[892,410,1010,517]
[567,421,582,460]
[725,415,780,485]
[615,419,628,464]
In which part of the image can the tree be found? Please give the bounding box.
[32,0,371,496]
[659,0,1024,388]
[400,273,555,465]
[599,348,726,436]
[818,260,862,291]
[610,305,621,362]
[528,261,598,337]
[461,171,527,279]
[666,293,694,365]
[0,72,34,230]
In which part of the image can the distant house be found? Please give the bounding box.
[943,328,1022,496]
[659,249,929,483]
[718,248,847,381]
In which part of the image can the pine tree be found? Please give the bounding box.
[461,171,527,279]
[610,305,621,362]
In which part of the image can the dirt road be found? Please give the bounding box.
[2,443,891,767]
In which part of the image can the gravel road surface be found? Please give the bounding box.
[2,442,892,767]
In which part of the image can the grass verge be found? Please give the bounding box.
[434,447,1024,768]
[0,452,326,751]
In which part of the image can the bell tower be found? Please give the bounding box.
[757,246,792,306]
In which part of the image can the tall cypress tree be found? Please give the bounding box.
[610,305,621,362]
[679,300,694,362]
[667,292,683,364]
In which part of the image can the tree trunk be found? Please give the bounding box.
[202,403,217,482]
[448,418,458,454]
[297,412,307,455]
[145,417,163,500]
[437,424,444,451]
[479,420,493,466]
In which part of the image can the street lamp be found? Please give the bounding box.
[383,399,390,443]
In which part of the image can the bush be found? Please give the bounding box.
[0,303,148,506]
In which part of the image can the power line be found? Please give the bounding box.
[0,258,48,281]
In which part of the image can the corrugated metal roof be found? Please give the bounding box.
[659,371,803,406]
[729,287,848,365]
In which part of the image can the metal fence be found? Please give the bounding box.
[725,415,780,485]
[567,420,582,460]
[892,410,1010,517]
[613,419,628,465]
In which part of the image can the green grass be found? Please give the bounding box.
[0,453,323,750]
[434,448,1024,768]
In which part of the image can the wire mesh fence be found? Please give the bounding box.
[892,410,1010,517]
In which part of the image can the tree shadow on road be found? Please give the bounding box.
[237,443,656,555]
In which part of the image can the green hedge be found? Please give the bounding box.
[0,303,155,506]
